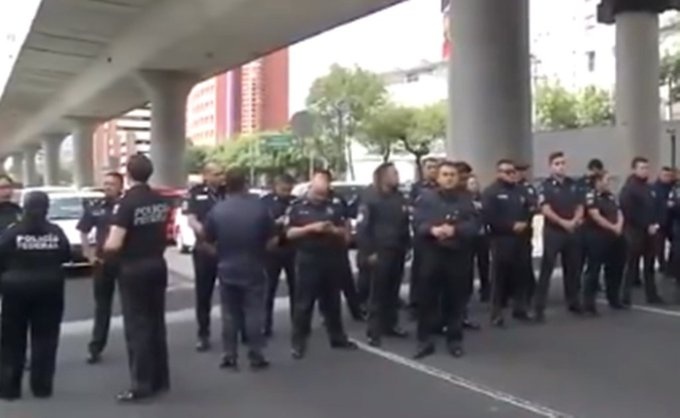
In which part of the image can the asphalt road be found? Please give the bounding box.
[3,249,680,417]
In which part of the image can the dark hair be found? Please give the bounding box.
[223,168,247,193]
[587,158,604,171]
[104,171,124,184]
[548,151,564,164]
[275,173,295,185]
[312,169,333,182]
[453,161,472,174]
[631,156,648,169]
[126,153,153,183]
[661,166,674,172]
[496,158,515,167]
[373,162,395,187]
[23,191,49,227]
[422,157,438,166]
[591,171,608,183]
[0,173,13,185]
[437,160,459,173]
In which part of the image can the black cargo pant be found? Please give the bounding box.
[584,232,625,309]
[264,251,295,334]
[0,280,64,398]
[417,247,469,345]
[118,257,169,395]
[292,253,348,347]
[490,237,530,318]
[534,228,582,313]
[367,247,406,339]
[220,280,266,358]
[88,261,119,356]
[622,228,660,303]
[356,249,371,306]
[192,245,218,339]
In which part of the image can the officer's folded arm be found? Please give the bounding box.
[286,222,322,239]
[103,226,126,254]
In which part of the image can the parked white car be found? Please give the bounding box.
[17,188,103,267]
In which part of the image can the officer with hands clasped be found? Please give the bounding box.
[78,171,123,364]
[104,154,171,403]
[286,170,358,359]
[0,191,71,400]
[583,172,626,313]
[412,161,479,360]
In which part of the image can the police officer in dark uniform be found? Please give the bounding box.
[407,157,439,316]
[619,157,664,306]
[467,174,490,302]
[78,172,123,364]
[104,154,171,402]
[261,174,296,337]
[0,191,70,400]
[184,162,225,351]
[357,163,410,347]
[482,160,533,326]
[0,174,21,232]
[413,161,479,359]
[666,180,680,298]
[583,172,626,313]
[653,167,675,275]
[204,169,275,370]
[286,170,358,359]
[576,159,605,197]
[515,163,539,304]
[534,152,584,322]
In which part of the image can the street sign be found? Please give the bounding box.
[262,134,294,150]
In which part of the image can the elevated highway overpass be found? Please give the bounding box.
[0,0,677,187]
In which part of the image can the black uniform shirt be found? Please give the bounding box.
[409,179,437,204]
[584,190,620,233]
[619,175,657,231]
[413,188,479,250]
[261,192,296,250]
[286,195,347,255]
[665,184,680,235]
[183,183,225,223]
[470,192,488,236]
[76,197,117,255]
[112,184,171,261]
[204,193,275,286]
[538,176,582,230]
[481,180,529,237]
[0,221,70,286]
[356,186,410,253]
[0,201,22,233]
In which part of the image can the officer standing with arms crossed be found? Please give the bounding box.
[78,172,123,364]
[619,157,664,306]
[286,170,358,359]
[482,160,533,326]
[0,191,70,400]
[357,162,410,347]
[203,169,275,370]
[184,162,225,351]
[261,174,296,337]
[583,172,626,313]
[104,154,171,402]
[533,152,584,322]
[413,161,479,359]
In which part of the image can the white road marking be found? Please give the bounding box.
[354,341,574,418]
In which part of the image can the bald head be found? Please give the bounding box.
[203,162,223,188]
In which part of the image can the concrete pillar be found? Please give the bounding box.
[615,12,661,168]
[137,70,197,188]
[11,153,23,183]
[69,118,98,188]
[446,0,532,184]
[41,133,64,186]
[22,145,39,187]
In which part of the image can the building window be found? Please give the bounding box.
[586,51,596,72]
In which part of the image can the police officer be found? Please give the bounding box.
[467,174,490,302]
[534,152,584,322]
[261,174,296,337]
[203,168,275,370]
[619,157,664,306]
[104,154,171,402]
[78,172,123,364]
[0,191,70,400]
[583,172,626,313]
[576,159,605,197]
[413,161,479,359]
[482,160,533,326]
[407,157,439,316]
[357,163,410,347]
[286,170,358,359]
[515,163,539,305]
[653,167,675,275]
[0,174,21,232]
[184,162,225,351]
[666,179,680,297]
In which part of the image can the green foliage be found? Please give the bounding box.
[660,51,680,107]
[406,101,446,155]
[576,86,614,127]
[358,104,414,162]
[535,82,614,130]
[184,144,210,174]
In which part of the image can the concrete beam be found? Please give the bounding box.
[22,145,40,187]
[68,117,100,188]
[41,133,65,186]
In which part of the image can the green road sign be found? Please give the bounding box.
[262,134,294,150]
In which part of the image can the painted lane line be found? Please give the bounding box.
[353,341,575,418]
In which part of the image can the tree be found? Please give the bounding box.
[184,144,209,174]
[358,104,413,162]
[405,102,446,176]
[660,51,680,118]
[306,64,388,179]
[576,85,614,127]
[535,82,580,130]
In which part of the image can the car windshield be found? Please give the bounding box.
[47,196,92,220]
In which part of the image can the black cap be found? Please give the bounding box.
[516,162,531,170]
